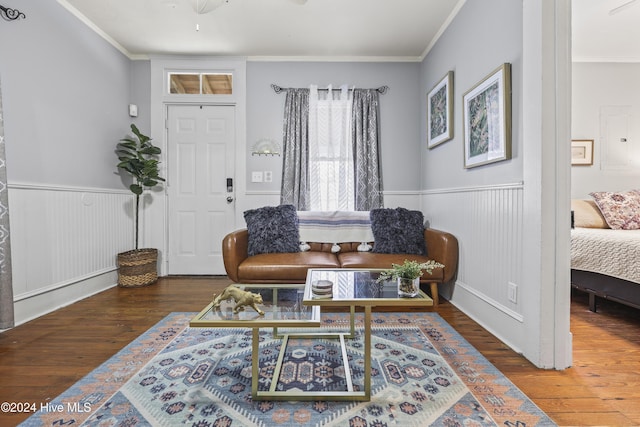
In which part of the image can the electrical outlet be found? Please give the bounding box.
[251,171,263,183]
[508,282,518,303]
[264,171,273,182]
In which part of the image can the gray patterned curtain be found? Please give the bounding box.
[352,89,383,210]
[0,76,14,329]
[280,88,310,210]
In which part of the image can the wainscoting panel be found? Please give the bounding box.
[9,184,134,324]
[422,183,524,320]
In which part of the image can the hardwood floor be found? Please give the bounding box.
[1,277,639,426]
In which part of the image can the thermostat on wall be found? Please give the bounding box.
[128,104,138,117]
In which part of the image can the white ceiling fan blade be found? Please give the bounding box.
[190,0,226,15]
[609,0,638,16]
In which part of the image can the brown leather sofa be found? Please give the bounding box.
[222,227,458,305]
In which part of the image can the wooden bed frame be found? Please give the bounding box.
[571,269,640,312]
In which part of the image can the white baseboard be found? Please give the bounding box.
[12,270,118,327]
[448,280,524,356]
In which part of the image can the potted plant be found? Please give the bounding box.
[377,259,444,298]
[115,124,165,287]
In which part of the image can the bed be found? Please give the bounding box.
[570,192,640,312]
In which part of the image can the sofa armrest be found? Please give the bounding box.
[222,228,249,282]
[424,228,459,283]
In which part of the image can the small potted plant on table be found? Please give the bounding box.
[115,124,165,287]
[377,259,444,298]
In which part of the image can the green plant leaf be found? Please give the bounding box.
[376,259,444,283]
[117,151,136,160]
[130,124,150,144]
[140,146,161,155]
[130,184,143,195]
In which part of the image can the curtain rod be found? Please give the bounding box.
[271,84,388,95]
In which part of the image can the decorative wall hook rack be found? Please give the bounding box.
[1,4,26,21]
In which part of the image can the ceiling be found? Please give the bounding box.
[573,0,640,62]
[57,0,640,62]
[58,0,464,60]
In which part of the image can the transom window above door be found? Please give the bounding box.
[168,73,233,95]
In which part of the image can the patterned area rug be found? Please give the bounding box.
[20,312,555,427]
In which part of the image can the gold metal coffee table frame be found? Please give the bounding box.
[190,284,327,402]
[301,269,433,401]
[190,270,433,402]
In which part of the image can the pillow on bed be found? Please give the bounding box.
[571,199,610,229]
[589,190,640,230]
[243,205,300,256]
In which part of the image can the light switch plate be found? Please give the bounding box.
[508,282,518,303]
[128,104,138,117]
[251,171,263,182]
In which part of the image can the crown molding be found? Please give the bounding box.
[419,0,467,61]
[57,0,139,60]
[247,56,422,63]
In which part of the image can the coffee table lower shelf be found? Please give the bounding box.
[190,297,365,401]
[252,325,368,401]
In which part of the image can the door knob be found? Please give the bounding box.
[226,196,234,203]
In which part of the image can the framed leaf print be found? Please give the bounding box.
[463,63,512,168]
[427,71,453,148]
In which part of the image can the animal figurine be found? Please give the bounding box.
[212,285,265,315]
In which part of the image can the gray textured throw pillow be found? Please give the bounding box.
[370,207,427,255]
[244,205,300,256]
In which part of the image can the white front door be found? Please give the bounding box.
[167,104,236,274]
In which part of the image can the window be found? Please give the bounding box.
[308,85,354,211]
[168,73,232,95]
[280,86,383,211]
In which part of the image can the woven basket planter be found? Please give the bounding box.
[117,248,158,287]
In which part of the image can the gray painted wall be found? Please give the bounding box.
[246,61,421,193]
[130,60,153,139]
[572,62,640,198]
[419,0,523,190]
[0,0,134,189]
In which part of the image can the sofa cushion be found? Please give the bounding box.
[244,205,300,256]
[238,252,341,282]
[370,207,427,255]
[337,252,444,282]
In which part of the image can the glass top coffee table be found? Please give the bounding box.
[190,284,319,327]
[303,268,433,304]
[191,284,322,401]
[302,268,434,401]
[190,270,433,402]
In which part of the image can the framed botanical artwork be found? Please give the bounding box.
[571,139,594,165]
[427,71,454,148]
[463,63,512,168]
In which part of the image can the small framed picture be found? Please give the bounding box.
[571,139,594,165]
[427,71,453,148]
[463,63,512,168]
